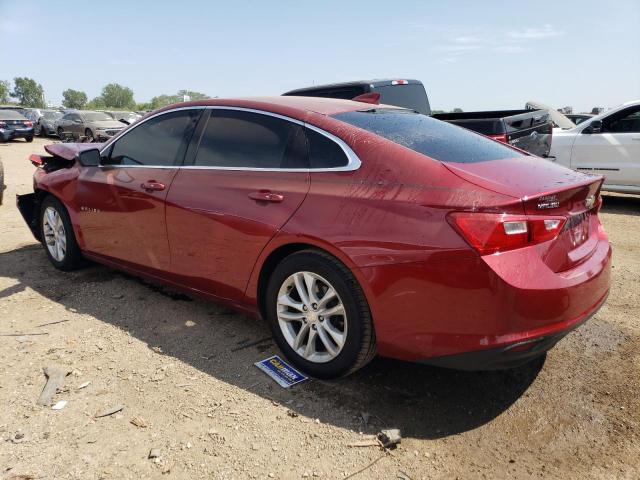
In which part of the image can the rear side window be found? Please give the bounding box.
[306,128,349,168]
[194,110,308,169]
[333,110,524,163]
[374,84,431,115]
[109,109,200,166]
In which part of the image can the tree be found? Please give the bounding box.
[86,97,107,110]
[62,89,88,109]
[452,108,463,113]
[0,80,10,104]
[11,77,45,107]
[148,90,210,110]
[99,83,135,109]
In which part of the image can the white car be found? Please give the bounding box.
[550,100,640,194]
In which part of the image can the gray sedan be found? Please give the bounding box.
[55,110,125,141]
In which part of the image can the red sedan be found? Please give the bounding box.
[17,97,611,378]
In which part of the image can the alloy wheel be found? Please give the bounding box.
[43,206,67,262]
[276,271,347,363]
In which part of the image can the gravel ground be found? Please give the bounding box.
[1,138,638,480]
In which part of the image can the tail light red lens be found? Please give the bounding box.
[447,212,567,255]
[488,133,508,143]
[0,121,6,128]
[24,121,33,127]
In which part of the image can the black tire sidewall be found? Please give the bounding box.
[265,252,366,379]
[39,196,82,270]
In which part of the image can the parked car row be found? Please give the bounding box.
[0,106,142,142]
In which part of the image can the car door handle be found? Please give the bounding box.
[248,191,284,203]
[141,181,166,192]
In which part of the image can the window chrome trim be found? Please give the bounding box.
[99,105,361,172]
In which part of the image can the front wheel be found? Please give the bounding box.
[85,129,94,142]
[265,250,376,378]
[57,127,64,139]
[25,136,33,143]
[39,196,85,271]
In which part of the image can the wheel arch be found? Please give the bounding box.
[249,236,377,326]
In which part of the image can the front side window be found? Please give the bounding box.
[108,109,200,166]
[194,110,308,169]
[333,109,524,163]
[605,107,640,133]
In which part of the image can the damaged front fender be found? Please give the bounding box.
[16,193,41,241]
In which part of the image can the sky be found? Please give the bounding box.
[1,0,639,112]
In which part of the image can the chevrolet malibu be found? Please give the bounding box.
[17,97,611,378]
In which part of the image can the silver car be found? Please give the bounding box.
[54,110,125,141]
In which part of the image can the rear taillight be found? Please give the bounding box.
[488,134,508,143]
[0,121,6,128]
[447,212,567,255]
[24,121,33,127]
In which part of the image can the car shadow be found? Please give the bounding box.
[601,193,640,216]
[1,244,543,440]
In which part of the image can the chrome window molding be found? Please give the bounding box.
[99,105,361,173]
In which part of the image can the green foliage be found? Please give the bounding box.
[0,80,10,104]
[148,90,210,110]
[11,77,45,107]
[62,89,88,109]
[452,108,464,113]
[86,97,107,110]
[99,83,135,109]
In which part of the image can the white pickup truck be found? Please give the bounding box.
[550,100,640,194]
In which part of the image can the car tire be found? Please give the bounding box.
[39,124,47,137]
[265,249,376,378]
[57,127,64,139]
[39,195,85,271]
[25,136,34,143]
[85,129,94,142]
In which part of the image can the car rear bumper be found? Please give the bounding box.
[360,233,612,365]
[0,128,34,140]
[418,289,607,370]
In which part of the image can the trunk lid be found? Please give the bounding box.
[445,157,604,272]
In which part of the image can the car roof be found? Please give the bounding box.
[157,96,395,118]
[283,79,424,95]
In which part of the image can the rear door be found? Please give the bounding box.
[166,108,310,301]
[570,106,640,187]
[75,108,201,272]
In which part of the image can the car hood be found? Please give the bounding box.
[88,120,126,129]
[45,142,106,161]
[443,155,598,199]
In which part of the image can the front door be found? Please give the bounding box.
[166,108,310,300]
[74,108,202,272]
[572,105,640,187]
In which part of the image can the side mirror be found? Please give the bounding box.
[75,148,101,167]
[583,119,602,134]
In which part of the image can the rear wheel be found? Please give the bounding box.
[85,129,94,142]
[57,127,64,139]
[25,136,33,143]
[265,250,376,378]
[39,196,85,271]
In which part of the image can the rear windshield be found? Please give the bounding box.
[0,110,28,120]
[84,111,113,122]
[332,109,523,163]
[43,111,62,120]
[373,84,431,115]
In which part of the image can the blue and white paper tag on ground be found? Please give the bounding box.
[255,355,308,388]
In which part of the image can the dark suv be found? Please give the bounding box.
[283,79,432,115]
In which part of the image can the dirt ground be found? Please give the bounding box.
[0,137,638,480]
